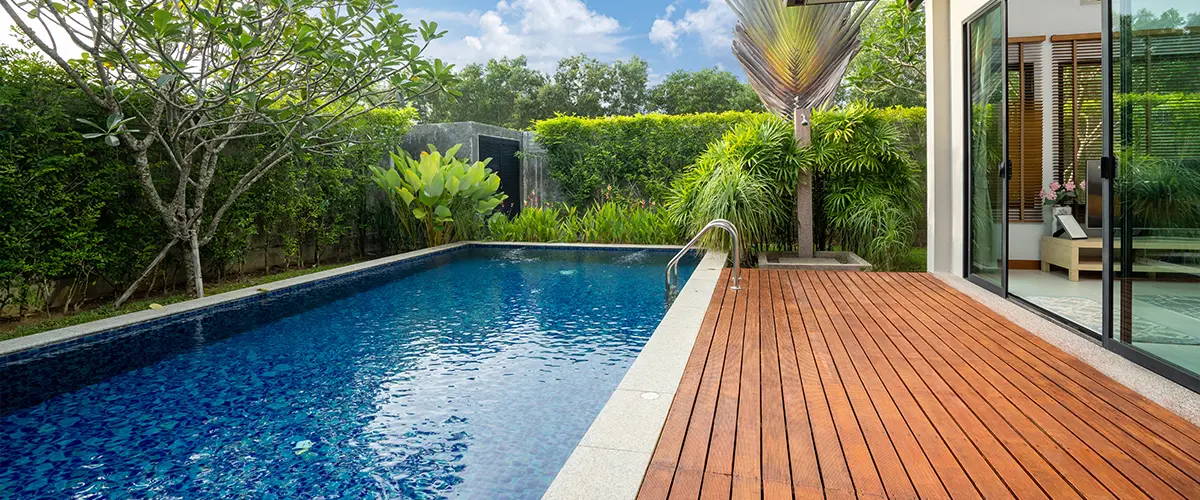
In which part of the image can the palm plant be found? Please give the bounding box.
[728,0,877,117]
[727,0,878,256]
[668,115,802,260]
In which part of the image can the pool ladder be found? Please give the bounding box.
[666,219,742,300]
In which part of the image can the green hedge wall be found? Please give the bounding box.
[533,111,760,207]
[0,48,417,315]
[533,109,926,209]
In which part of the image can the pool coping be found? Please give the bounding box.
[0,241,694,358]
[542,249,728,500]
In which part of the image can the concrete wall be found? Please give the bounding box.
[926,0,1101,271]
[399,122,565,210]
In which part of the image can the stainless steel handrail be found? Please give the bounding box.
[666,219,741,298]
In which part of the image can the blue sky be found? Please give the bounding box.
[390,0,744,83]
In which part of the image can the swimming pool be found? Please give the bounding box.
[0,244,701,499]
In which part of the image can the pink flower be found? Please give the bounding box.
[1047,190,1058,201]
[1039,188,1048,200]
[1049,181,1061,191]
[1079,181,1087,190]
[1065,180,1076,191]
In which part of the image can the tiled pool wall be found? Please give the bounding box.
[0,242,698,416]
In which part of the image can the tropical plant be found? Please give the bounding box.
[810,105,921,270]
[371,145,507,247]
[727,0,878,256]
[667,115,803,259]
[1117,151,1200,230]
[488,206,573,243]
[729,0,877,116]
[0,0,459,300]
[488,201,679,245]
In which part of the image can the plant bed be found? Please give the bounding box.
[756,251,871,272]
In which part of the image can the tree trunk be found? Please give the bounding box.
[795,106,814,258]
[183,230,205,298]
[114,239,177,307]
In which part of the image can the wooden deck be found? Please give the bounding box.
[638,270,1200,500]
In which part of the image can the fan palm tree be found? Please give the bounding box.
[727,0,877,256]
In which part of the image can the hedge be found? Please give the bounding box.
[0,48,417,316]
[533,111,760,207]
[533,109,926,208]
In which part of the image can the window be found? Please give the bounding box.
[1007,38,1044,222]
[1051,34,1103,188]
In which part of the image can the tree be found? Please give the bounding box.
[841,0,926,107]
[414,56,546,129]
[728,0,877,257]
[537,55,650,118]
[649,68,765,114]
[1,0,458,303]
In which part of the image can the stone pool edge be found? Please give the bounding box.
[542,249,728,500]
[0,242,477,357]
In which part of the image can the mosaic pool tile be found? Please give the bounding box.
[0,246,699,499]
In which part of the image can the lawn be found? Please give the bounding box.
[0,261,359,342]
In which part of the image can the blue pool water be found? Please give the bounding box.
[0,246,698,499]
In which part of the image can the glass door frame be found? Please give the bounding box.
[962,0,1009,296]
[1100,0,1200,392]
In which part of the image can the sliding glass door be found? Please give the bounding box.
[1107,0,1200,388]
[965,1,1008,293]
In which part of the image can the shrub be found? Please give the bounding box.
[667,115,802,259]
[370,144,507,247]
[533,111,759,207]
[807,104,922,269]
[0,48,418,314]
[489,202,680,245]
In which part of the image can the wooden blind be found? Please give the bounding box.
[1114,30,1200,160]
[1051,34,1103,189]
[1007,40,1044,222]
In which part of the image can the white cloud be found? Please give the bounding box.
[648,0,736,57]
[649,19,680,56]
[423,0,627,72]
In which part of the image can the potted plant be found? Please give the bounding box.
[1040,178,1087,218]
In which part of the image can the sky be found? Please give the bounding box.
[389,0,744,83]
[0,0,744,83]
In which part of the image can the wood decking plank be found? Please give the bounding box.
[816,272,952,500]
[639,271,732,500]
[756,270,791,499]
[891,273,1199,499]
[701,271,750,499]
[803,272,917,500]
[729,270,762,499]
[778,270,857,498]
[637,270,1200,500]
[669,270,739,500]
[767,270,822,500]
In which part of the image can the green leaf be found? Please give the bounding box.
[412,207,427,219]
[434,205,452,218]
[104,135,120,147]
[396,187,415,205]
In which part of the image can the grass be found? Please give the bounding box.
[0,261,359,342]
[889,246,928,273]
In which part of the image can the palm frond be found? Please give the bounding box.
[728,0,878,117]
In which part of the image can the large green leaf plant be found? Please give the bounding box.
[371,144,507,247]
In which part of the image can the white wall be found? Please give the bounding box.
[927,0,1102,271]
